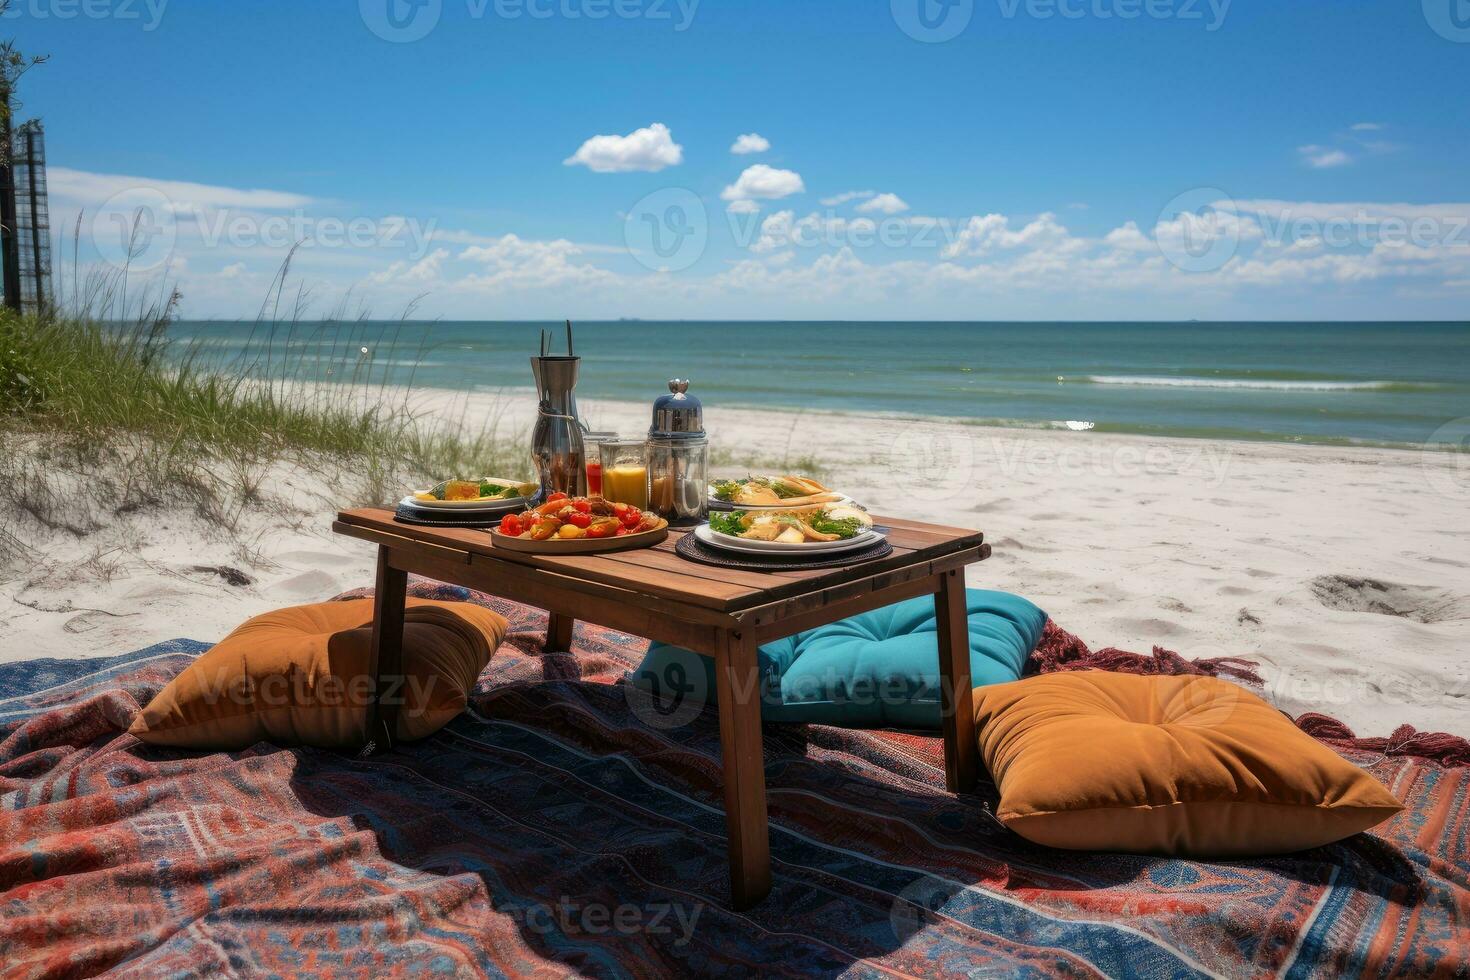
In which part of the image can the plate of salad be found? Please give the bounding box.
[407,478,538,510]
[707,475,853,510]
[701,504,878,554]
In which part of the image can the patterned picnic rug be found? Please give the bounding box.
[2,581,1467,978]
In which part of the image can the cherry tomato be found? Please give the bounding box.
[546,491,568,503]
[586,518,619,539]
[620,506,643,528]
[572,499,592,514]
[614,525,628,536]
[566,511,591,529]
[498,514,523,536]
[612,502,629,516]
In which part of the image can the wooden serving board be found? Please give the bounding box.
[488,519,669,555]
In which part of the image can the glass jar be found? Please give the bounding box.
[598,438,650,509]
[648,435,708,526]
[582,430,618,498]
[647,379,708,527]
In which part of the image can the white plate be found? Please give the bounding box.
[707,492,857,511]
[401,494,527,513]
[694,523,880,555]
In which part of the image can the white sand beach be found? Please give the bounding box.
[3,386,1467,739]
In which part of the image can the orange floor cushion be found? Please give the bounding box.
[973,672,1403,857]
[130,598,507,750]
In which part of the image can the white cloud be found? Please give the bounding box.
[1299,145,1352,169]
[1226,199,1470,224]
[943,212,1072,258]
[855,193,909,215]
[820,190,875,207]
[370,247,450,285]
[1350,122,1382,131]
[730,133,770,155]
[750,210,795,253]
[726,199,761,215]
[1102,221,1152,252]
[563,122,683,173]
[455,234,620,292]
[721,164,805,203]
[748,210,882,254]
[219,262,247,278]
[49,167,315,211]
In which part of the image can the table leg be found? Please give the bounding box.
[714,628,772,909]
[365,545,407,755]
[545,612,575,652]
[935,569,978,793]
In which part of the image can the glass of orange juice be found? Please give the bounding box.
[598,438,649,509]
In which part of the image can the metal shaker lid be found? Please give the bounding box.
[649,379,705,440]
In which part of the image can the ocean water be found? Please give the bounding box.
[168,320,1470,448]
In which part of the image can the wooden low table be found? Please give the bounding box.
[333,508,989,909]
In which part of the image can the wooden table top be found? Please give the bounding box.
[335,508,987,615]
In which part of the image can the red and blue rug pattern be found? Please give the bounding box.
[1,580,1467,977]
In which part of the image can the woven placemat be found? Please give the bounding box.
[393,502,517,529]
[674,531,893,571]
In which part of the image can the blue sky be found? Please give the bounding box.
[14,0,1470,319]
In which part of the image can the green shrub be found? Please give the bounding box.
[0,313,44,413]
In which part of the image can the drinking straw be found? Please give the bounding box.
[566,319,574,357]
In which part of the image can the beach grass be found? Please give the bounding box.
[0,282,524,545]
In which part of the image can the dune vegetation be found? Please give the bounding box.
[0,267,523,577]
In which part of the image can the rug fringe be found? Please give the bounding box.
[1295,714,1470,769]
[1027,619,1470,769]
[1027,620,1264,685]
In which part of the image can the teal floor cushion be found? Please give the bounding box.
[630,589,1047,730]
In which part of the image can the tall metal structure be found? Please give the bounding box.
[9,119,50,315]
[0,80,18,313]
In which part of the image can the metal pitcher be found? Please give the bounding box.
[647,379,709,527]
[530,355,587,500]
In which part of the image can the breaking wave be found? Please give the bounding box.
[1079,375,1428,392]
